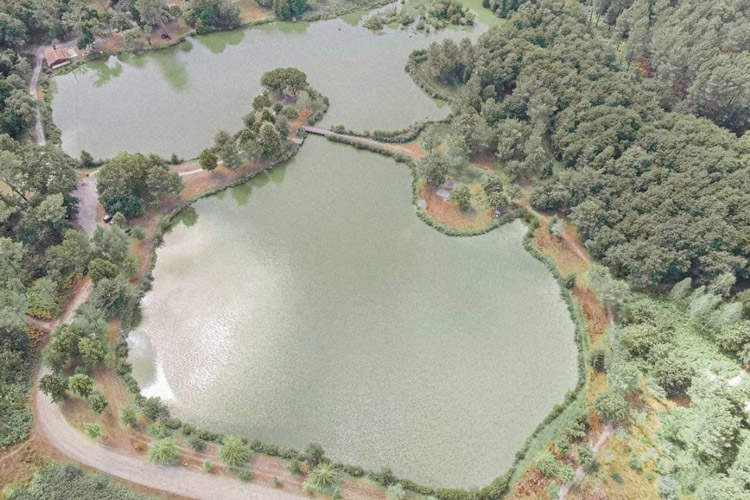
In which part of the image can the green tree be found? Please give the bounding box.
[87,390,108,414]
[260,67,308,94]
[198,148,218,171]
[186,0,240,32]
[39,373,68,403]
[594,389,627,422]
[78,336,107,369]
[135,0,171,39]
[450,184,472,211]
[214,130,242,169]
[91,276,138,319]
[257,122,283,157]
[418,153,447,188]
[68,373,94,399]
[653,354,693,397]
[121,405,139,428]
[88,258,119,283]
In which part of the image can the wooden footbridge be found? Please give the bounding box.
[299,125,335,136]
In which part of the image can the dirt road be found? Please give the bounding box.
[29,46,47,146]
[73,173,99,236]
[35,383,306,500]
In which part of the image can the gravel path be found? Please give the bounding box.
[73,173,99,235]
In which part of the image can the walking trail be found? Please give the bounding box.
[34,382,306,500]
[557,424,614,499]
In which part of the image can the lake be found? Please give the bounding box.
[128,138,577,488]
[52,9,491,159]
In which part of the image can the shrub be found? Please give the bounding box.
[235,468,252,481]
[68,373,93,399]
[594,389,628,422]
[120,405,138,428]
[305,442,325,466]
[387,483,406,500]
[370,467,396,486]
[87,391,108,414]
[84,422,101,439]
[139,396,169,421]
[556,463,575,482]
[563,272,576,289]
[187,435,205,452]
[288,457,302,475]
[450,184,472,211]
[149,438,179,465]
[203,460,212,472]
[657,476,679,500]
[273,477,282,487]
[590,347,606,372]
[220,436,251,467]
[535,450,557,477]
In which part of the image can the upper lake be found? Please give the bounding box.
[51,11,490,159]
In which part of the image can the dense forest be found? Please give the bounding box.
[418,0,750,290]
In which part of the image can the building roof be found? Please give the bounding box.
[43,48,74,67]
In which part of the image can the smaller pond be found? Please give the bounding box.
[51,9,491,159]
[129,139,578,488]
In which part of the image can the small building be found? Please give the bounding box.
[43,48,76,69]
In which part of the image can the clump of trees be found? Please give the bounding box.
[412,0,750,290]
[199,69,315,172]
[271,0,308,21]
[96,152,183,218]
[183,0,240,33]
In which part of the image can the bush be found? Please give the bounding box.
[120,405,138,428]
[139,396,169,421]
[590,347,606,372]
[288,457,302,475]
[563,272,576,289]
[149,438,179,465]
[187,435,205,452]
[305,442,325,466]
[219,436,251,467]
[87,391,108,414]
[535,450,558,477]
[450,184,472,211]
[84,422,101,439]
[653,354,693,397]
[594,389,628,422]
[387,483,406,500]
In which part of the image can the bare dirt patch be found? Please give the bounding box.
[417,181,494,230]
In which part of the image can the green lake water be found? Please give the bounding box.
[128,139,577,488]
[51,10,494,159]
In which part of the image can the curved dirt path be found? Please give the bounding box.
[35,383,305,500]
[557,423,613,499]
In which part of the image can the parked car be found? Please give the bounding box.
[103,214,113,223]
